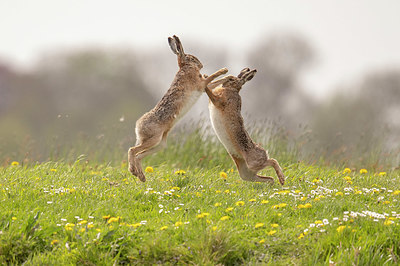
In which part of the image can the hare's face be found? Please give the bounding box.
[181,54,203,70]
[222,76,242,91]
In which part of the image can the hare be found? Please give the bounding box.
[205,68,285,185]
[128,35,228,182]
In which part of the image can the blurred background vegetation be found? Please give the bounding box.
[0,32,399,169]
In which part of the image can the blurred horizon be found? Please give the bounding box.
[0,1,399,167]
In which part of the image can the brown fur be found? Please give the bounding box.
[205,69,285,185]
[128,35,228,181]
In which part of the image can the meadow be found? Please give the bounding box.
[0,127,399,265]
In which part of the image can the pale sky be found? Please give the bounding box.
[1,0,400,98]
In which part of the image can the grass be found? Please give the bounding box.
[0,129,399,265]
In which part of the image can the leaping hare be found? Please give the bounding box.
[128,35,228,182]
[205,68,285,185]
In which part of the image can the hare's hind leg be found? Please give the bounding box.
[265,158,285,185]
[128,133,164,182]
[231,155,274,184]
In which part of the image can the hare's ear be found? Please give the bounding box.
[241,69,257,84]
[173,35,185,55]
[168,37,179,55]
[238,68,250,78]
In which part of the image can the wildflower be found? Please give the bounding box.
[130,223,142,228]
[343,176,352,181]
[145,166,154,173]
[225,207,234,212]
[87,224,94,229]
[79,228,86,233]
[384,219,394,226]
[215,190,222,194]
[219,171,227,179]
[271,223,279,228]
[65,223,75,231]
[197,213,210,219]
[224,189,230,194]
[175,170,186,175]
[212,226,217,231]
[304,203,312,208]
[259,239,265,244]
[315,220,323,225]
[175,221,183,227]
[261,200,269,204]
[268,230,277,236]
[300,197,307,201]
[272,203,287,209]
[343,168,351,174]
[220,216,230,221]
[254,223,264,229]
[51,239,59,245]
[107,217,120,224]
[336,225,346,233]
[359,169,368,174]
[50,168,57,172]
[378,172,386,176]
[214,202,222,207]
[235,201,245,206]
[335,192,343,196]
[393,190,400,195]
[11,217,17,221]
[170,186,180,191]
[248,199,256,202]
[298,233,305,239]
[78,220,87,225]
[382,201,390,205]
[11,161,19,166]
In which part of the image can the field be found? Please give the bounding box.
[1,129,399,265]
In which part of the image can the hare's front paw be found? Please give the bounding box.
[220,68,228,74]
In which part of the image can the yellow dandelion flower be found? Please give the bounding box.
[220,216,230,221]
[88,224,94,229]
[343,176,352,181]
[215,190,222,194]
[51,239,59,245]
[145,166,154,173]
[11,161,19,166]
[160,226,168,230]
[384,220,394,226]
[347,180,353,185]
[382,201,390,204]
[378,172,386,176]
[175,170,186,175]
[298,233,305,239]
[259,239,265,244]
[107,217,120,224]
[131,223,142,228]
[197,213,210,219]
[175,221,183,227]
[261,200,269,204]
[304,203,312,208]
[50,168,57,172]
[78,220,87,225]
[11,217,17,221]
[219,171,227,179]
[268,230,277,236]
[79,228,86,233]
[224,189,230,194]
[335,192,343,196]
[235,201,245,206]
[359,169,368,174]
[255,223,264,229]
[343,168,351,174]
[102,215,110,220]
[248,199,256,202]
[214,202,222,207]
[300,196,307,201]
[212,226,218,231]
[315,220,323,225]
[336,225,346,233]
[225,207,234,212]
[271,223,279,228]
[393,190,400,195]
[170,186,180,190]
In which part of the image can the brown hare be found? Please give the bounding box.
[128,35,228,182]
[205,68,285,185]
